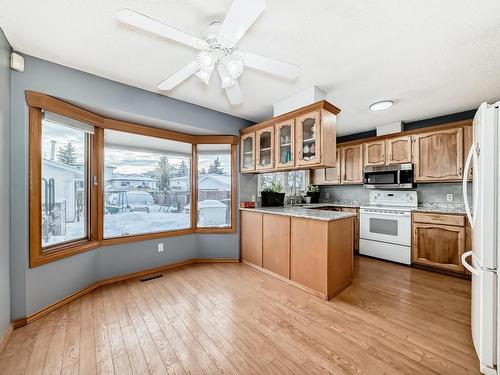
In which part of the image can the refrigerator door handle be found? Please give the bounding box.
[461,251,479,275]
[462,145,478,228]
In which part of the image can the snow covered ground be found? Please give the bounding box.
[43,205,191,245]
[43,220,86,247]
[104,204,190,238]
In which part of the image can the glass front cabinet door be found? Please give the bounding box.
[296,111,321,166]
[240,133,255,172]
[256,126,274,171]
[275,119,295,168]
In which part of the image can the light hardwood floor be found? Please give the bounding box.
[0,256,480,375]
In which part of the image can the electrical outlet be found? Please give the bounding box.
[325,193,330,199]
[446,194,453,202]
[158,243,164,252]
[251,194,256,202]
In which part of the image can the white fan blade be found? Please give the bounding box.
[158,60,199,90]
[243,52,299,80]
[117,9,208,50]
[225,81,243,105]
[218,0,266,46]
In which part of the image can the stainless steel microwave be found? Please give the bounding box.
[363,163,414,189]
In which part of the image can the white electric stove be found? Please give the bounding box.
[359,190,417,265]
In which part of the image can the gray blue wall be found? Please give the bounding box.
[11,54,252,318]
[0,29,11,338]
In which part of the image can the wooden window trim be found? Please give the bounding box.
[194,143,238,234]
[27,90,239,267]
[29,107,101,267]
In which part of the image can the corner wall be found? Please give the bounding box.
[11,54,252,318]
[0,29,11,338]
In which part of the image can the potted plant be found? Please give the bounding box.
[306,185,321,203]
[260,181,285,207]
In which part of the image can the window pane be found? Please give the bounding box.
[197,144,232,228]
[257,172,284,196]
[41,114,89,248]
[257,170,308,197]
[286,170,308,196]
[104,130,191,238]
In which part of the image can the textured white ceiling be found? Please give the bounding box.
[1,0,500,136]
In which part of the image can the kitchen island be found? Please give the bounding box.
[239,206,355,300]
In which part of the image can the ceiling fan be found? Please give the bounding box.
[116,0,299,105]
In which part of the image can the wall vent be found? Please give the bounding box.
[140,274,163,282]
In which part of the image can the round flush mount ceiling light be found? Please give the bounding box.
[369,100,394,111]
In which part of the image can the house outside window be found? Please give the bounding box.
[103,129,192,238]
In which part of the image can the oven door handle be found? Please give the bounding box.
[360,210,410,217]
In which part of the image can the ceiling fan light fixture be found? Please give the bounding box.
[369,100,394,111]
[197,51,215,69]
[195,69,212,85]
[223,54,244,80]
[218,63,236,88]
[118,1,300,105]
[195,51,216,85]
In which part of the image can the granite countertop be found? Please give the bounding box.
[303,201,364,209]
[412,203,468,215]
[241,201,468,219]
[303,201,468,215]
[239,206,356,222]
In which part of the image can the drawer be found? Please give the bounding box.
[341,208,358,214]
[413,212,465,227]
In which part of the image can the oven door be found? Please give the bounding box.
[360,209,411,246]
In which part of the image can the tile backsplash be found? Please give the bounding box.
[319,182,472,205]
[239,171,472,206]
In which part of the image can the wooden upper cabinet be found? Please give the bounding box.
[412,222,465,273]
[255,126,274,171]
[363,140,385,166]
[239,101,340,173]
[386,135,412,165]
[325,148,341,184]
[296,111,321,166]
[463,125,473,180]
[310,168,326,185]
[240,132,255,172]
[275,119,295,169]
[311,148,341,185]
[341,144,363,184]
[413,128,464,182]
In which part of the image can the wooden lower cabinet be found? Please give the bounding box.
[290,217,353,299]
[412,213,467,275]
[241,211,263,266]
[240,210,354,299]
[262,214,290,278]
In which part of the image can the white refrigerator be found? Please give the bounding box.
[461,101,499,375]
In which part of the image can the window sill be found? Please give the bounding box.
[195,227,237,234]
[30,239,100,268]
[101,226,237,246]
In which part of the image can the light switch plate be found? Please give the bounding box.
[446,194,453,202]
[158,243,164,252]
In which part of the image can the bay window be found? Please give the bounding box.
[103,130,192,238]
[27,91,237,267]
[41,111,91,247]
[196,144,233,228]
